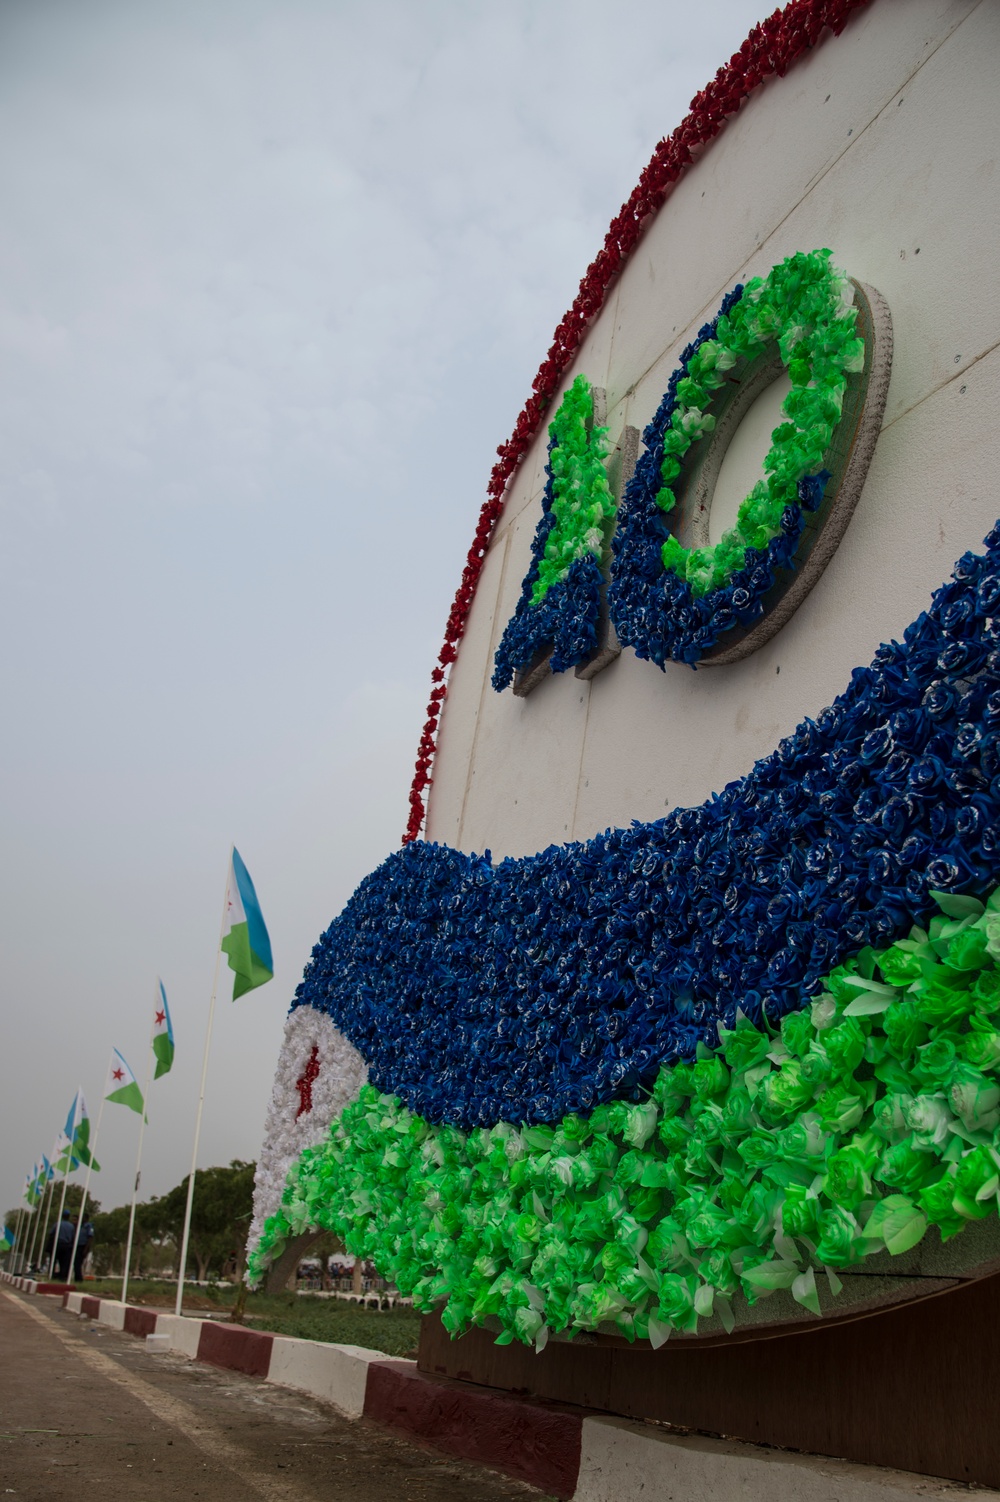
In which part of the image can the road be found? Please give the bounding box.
[0,1291,550,1501]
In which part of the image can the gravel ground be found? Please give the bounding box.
[0,1291,552,1501]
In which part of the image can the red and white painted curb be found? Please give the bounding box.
[3,1270,993,1500]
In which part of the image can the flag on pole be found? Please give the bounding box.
[24,1167,38,1206]
[221,847,273,999]
[105,1049,144,1115]
[153,979,175,1079]
[29,1159,50,1202]
[1,1224,14,1250]
[61,1090,100,1171]
[52,1127,76,1175]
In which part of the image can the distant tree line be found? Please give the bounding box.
[4,1160,255,1282]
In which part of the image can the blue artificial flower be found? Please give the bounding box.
[290,524,1000,1130]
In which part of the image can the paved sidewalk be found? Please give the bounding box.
[0,1291,551,1501]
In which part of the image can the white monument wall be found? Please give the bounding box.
[426,0,999,859]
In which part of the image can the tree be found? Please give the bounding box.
[156,1161,256,1282]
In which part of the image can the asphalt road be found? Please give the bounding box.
[0,1291,549,1501]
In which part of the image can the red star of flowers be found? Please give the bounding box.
[295,1046,321,1119]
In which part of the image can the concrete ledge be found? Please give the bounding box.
[267,1337,384,1418]
[96,1300,126,1331]
[197,1321,274,1378]
[18,1277,990,1502]
[124,1306,158,1338]
[154,1312,204,1359]
[573,1418,1000,1502]
[364,1358,583,1500]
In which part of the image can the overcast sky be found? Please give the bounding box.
[0,0,766,1222]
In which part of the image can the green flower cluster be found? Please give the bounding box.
[249,889,1000,1350]
[531,374,614,605]
[659,248,865,597]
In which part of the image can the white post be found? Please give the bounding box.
[24,1184,47,1273]
[174,856,230,1317]
[29,1174,56,1274]
[67,1096,105,1289]
[121,1002,157,1306]
[47,1167,73,1281]
[10,1207,25,1273]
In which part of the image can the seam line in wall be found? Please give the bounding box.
[614,0,982,419]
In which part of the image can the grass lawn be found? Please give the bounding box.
[80,1280,423,1359]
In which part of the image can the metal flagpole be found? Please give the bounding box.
[11,1206,25,1273]
[48,1164,74,1281]
[24,1188,42,1274]
[31,1148,62,1272]
[67,1095,106,1289]
[20,1178,37,1272]
[27,1174,53,1274]
[49,1091,84,1281]
[174,854,231,1317]
[121,996,157,1305]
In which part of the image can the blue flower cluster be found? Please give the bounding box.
[295,527,1000,1131]
[608,283,826,667]
[492,442,606,691]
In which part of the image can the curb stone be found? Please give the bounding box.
[4,1270,995,1499]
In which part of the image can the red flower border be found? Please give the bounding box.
[403,0,874,844]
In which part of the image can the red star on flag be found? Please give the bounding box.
[112,1067,124,1081]
[154,1010,165,1026]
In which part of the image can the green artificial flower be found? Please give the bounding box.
[912,1036,958,1088]
[814,1205,862,1268]
[655,1273,700,1333]
[949,1064,1000,1133]
[249,876,1000,1348]
[962,1019,1000,1071]
[883,1001,929,1060]
[781,1183,820,1237]
[823,1017,867,1078]
[952,1146,1000,1219]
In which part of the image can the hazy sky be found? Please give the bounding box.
[0,0,766,1220]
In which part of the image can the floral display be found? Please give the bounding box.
[404,0,874,841]
[609,250,862,665]
[248,886,1000,1349]
[290,527,1000,1131]
[492,376,615,690]
[248,1007,367,1257]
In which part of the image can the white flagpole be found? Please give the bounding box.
[31,1151,61,1272]
[48,1136,76,1280]
[19,1195,36,1274]
[67,1094,106,1289]
[11,1206,26,1273]
[25,1177,50,1273]
[121,996,158,1305]
[174,855,231,1317]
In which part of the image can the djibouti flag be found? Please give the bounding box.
[105,1048,144,1115]
[63,1089,100,1171]
[153,979,174,1079]
[221,847,273,1000]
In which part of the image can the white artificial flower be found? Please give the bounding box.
[248,1006,368,1258]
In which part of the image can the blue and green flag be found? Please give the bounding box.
[60,1089,100,1171]
[153,979,174,1079]
[221,848,273,1000]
